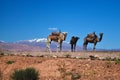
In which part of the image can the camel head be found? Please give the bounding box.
[99,33,103,36]
[70,36,80,44]
[61,32,68,40]
[99,33,103,42]
[76,37,80,40]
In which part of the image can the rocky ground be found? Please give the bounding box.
[0,51,120,80]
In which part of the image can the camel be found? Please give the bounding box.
[70,36,79,52]
[46,32,67,52]
[83,32,103,51]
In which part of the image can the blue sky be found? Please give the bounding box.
[0,0,120,49]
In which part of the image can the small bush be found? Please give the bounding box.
[115,58,120,64]
[89,55,96,60]
[64,54,71,58]
[71,73,81,80]
[106,61,112,68]
[0,52,4,55]
[6,60,15,64]
[11,67,39,80]
[105,56,112,61]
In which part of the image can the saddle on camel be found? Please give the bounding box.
[48,32,61,41]
[51,32,60,36]
[87,32,97,41]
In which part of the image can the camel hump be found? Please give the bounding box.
[70,36,79,44]
[87,32,97,40]
[87,32,96,37]
[51,32,60,36]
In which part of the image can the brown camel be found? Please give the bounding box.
[83,32,103,51]
[70,36,80,52]
[46,32,67,52]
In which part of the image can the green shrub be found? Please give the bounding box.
[0,52,4,55]
[71,73,81,80]
[115,58,120,64]
[106,61,112,68]
[105,56,112,61]
[11,67,39,80]
[89,55,96,60]
[6,60,15,64]
[64,54,71,58]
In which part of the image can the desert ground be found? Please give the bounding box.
[0,51,120,80]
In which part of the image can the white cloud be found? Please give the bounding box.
[48,27,58,31]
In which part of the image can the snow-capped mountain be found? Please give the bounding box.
[0,38,83,52]
[16,38,72,51]
[27,38,47,43]
[0,38,119,52]
[17,38,47,43]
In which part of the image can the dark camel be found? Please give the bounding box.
[83,32,103,51]
[70,36,79,52]
[46,31,67,53]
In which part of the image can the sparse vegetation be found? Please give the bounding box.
[69,69,81,80]
[0,52,4,56]
[0,51,120,80]
[11,67,39,80]
[105,56,112,61]
[57,61,67,79]
[71,72,81,80]
[57,61,81,80]
[6,60,15,64]
[0,49,4,57]
[115,58,120,64]
[89,55,98,60]
[106,61,112,68]
[64,54,71,58]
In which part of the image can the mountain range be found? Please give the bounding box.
[1,38,119,52]
[0,38,83,52]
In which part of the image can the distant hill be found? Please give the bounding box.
[0,41,43,52]
[0,38,83,52]
[1,39,119,52]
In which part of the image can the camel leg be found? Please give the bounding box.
[46,42,52,53]
[93,43,97,51]
[83,43,85,50]
[59,41,63,52]
[57,41,59,52]
[60,43,62,52]
[83,43,87,51]
[84,45,87,51]
[57,44,59,53]
[74,44,76,52]
[57,41,62,52]
[71,44,73,52]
